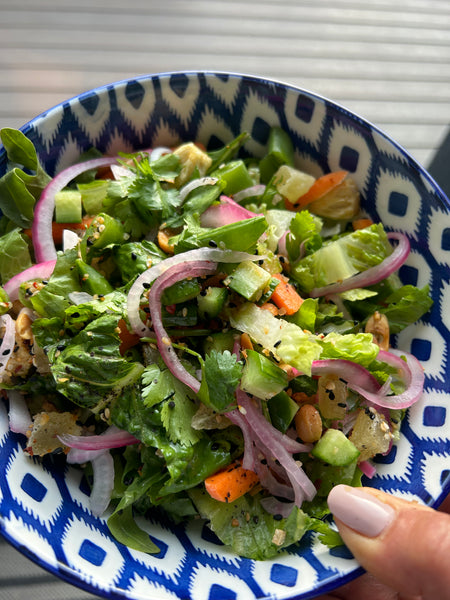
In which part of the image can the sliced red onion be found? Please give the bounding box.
[312,348,424,410]
[277,231,288,257]
[148,261,217,393]
[127,248,264,337]
[179,177,218,203]
[350,348,424,409]
[58,428,139,450]
[32,157,118,263]
[111,164,134,180]
[66,426,123,464]
[254,458,295,501]
[358,460,377,479]
[0,314,15,377]
[236,391,316,506]
[62,229,80,252]
[311,359,380,393]
[200,195,262,228]
[233,184,266,203]
[260,496,295,517]
[3,260,56,302]
[7,389,31,435]
[226,408,257,471]
[90,450,115,517]
[149,146,172,162]
[310,232,410,298]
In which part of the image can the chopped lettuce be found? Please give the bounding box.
[189,488,309,560]
[0,227,32,284]
[291,223,391,293]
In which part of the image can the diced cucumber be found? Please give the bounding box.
[268,391,299,433]
[197,286,228,319]
[305,458,358,497]
[211,160,254,195]
[226,261,271,302]
[240,349,288,400]
[311,428,360,466]
[162,278,201,305]
[203,330,237,355]
[55,190,82,223]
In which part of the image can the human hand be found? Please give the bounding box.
[317,485,450,600]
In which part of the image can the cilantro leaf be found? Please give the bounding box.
[199,350,243,412]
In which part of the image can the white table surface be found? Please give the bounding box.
[0,0,449,598]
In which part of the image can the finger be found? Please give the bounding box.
[328,485,450,600]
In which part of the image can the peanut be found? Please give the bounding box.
[365,311,390,351]
[295,404,322,443]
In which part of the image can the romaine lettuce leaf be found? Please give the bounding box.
[291,223,391,293]
[0,128,51,228]
[189,488,309,560]
[0,227,32,284]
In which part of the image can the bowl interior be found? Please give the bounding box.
[1,71,449,600]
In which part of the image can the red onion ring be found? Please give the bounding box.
[7,390,31,435]
[90,450,115,517]
[148,261,217,393]
[260,496,295,517]
[310,232,410,298]
[235,391,316,506]
[311,359,380,393]
[0,314,15,378]
[32,157,118,263]
[312,348,424,410]
[233,184,266,203]
[3,260,56,302]
[179,177,218,203]
[358,460,376,479]
[58,429,139,450]
[65,426,124,464]
[127,248,264,337]
[350,348,424,409]
[200,195,262,228]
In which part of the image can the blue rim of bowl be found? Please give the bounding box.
[0,70,449,600]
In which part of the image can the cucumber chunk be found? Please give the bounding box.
[312,428,360,466]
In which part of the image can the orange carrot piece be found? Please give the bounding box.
[204,460,259,503]
[293,170,348,208]
[24,215,94,245]
[157,229,175,255]
[352,217,374,230]
[240,332,254,352]
[260,302,279,315]
[117,318,141,355]
[270,273,303,315]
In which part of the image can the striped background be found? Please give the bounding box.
[0,0,449,598]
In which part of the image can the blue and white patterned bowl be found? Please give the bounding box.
[0,71,449,600]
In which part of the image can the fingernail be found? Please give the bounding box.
[328,485,395,537]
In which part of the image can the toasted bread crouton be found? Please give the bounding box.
[25,411,82,457]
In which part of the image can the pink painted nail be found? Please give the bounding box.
[328,485,395,538]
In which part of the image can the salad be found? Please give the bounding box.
[0,126,432,560]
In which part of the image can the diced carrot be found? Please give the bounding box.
[270,273,303,315]
[352,217,374,230]
[204,460,259,503]
[24,215,94,246]
[260,302,279,316]
[240,332,254,351]
[117,318,141,355]
[292,170,348,208]
[157,228,175,255]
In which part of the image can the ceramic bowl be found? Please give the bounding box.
[0,71,449,600]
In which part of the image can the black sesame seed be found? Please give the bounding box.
[274,340,282,348]
[279,256,285,263]
[142,282,151,289]
[131,252,137,260]
[273,513,283,521]
[208,240,218,248]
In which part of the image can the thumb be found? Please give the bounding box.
[327,484,450,600]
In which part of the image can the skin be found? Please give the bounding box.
[317,490,450,600]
